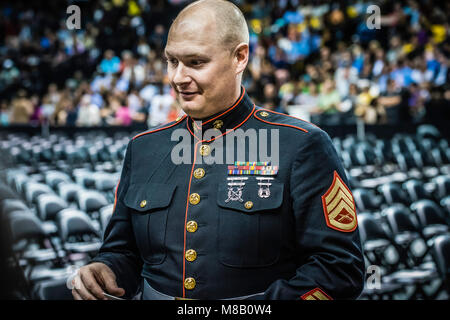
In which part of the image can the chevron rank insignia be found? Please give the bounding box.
[301,288,332,300]
[321,171,357,232]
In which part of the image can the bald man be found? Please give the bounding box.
[73,0,364,300]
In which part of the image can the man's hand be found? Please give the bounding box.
[71,262,125,300]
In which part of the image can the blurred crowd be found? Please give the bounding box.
[0,0,449,128]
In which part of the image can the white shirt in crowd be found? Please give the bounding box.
[148,93,174,127]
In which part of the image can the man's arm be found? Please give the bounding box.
[256,129,365,300]
[89,139,143,298]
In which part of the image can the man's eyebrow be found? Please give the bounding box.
[164,50,209,59]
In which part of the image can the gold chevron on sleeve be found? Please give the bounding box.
[321,171,358,232]
[301,288,332,300]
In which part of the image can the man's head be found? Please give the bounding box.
[164,0,249,119]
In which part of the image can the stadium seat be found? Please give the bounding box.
[99,204,114,235]
[378,182,410,206]
[32,276,74,300]
[431,175,450,200]
[57,182,83,203]
[1,199,29,215]
[36,194,69,235]
[383,204,428,268]
[353,188,382,212]
[24,182,55,205]
[357,213,399,273]
[410,200,450,241]
[441,196,450,216]
[44,171,72,190]
[431,235,450,299]
[8,212,66,283]
[402,180,432,203]
[57,209,102,259]
[76,190,109,218]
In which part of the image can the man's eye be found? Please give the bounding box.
[190,60,204,66]
[167,58,178,65]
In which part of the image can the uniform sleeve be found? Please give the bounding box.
[90,139,143,298]
[257,128,365,300]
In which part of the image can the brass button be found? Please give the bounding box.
[193,168,205,179]
[213,120,223,129]
[189,193,200,205]
[184,277,196,290]
[199,144,211,156]
[186,221,198,233]
[260,111,269,117]
[244,201,253,210]
[140,200,147,208]
[185,249,197,262]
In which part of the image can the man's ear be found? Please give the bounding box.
[233,43,249,75]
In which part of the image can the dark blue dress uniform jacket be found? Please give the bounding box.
[91,87,365,300]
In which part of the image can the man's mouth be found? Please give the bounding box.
[179,91,198,100]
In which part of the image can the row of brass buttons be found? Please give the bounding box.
[185,146,206,290]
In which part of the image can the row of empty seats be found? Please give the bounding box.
[0,125,449,299]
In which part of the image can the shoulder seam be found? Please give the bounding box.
[253,109,309,133]
[132,115,187,140]
[257,108,321,129]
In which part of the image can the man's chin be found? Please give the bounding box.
[179,102,203,117]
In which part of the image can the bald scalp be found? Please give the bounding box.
[168,0,249,52]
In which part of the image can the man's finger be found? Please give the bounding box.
[74,275,98,300]
[72,289,82,300]
[99,268,125,297]
[80,269,107,300]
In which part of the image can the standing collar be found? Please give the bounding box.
[186,86,254,139]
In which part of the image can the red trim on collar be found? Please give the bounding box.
[132,115,187,140]
[187,104,256,141]
[200,86,246,126]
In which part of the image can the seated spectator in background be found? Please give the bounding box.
[127,89,148,126]
[147,83,174,127]
[45,83,61,106]
[335,61,358,98]
[10,89,33,124]
[293,81,320,114]
[51,98,70,126]
[139,80,158,106]
[100,95,117,126]
[127,89,143,117]
[317,78,340,114]
[120,52,146,89]
[115,100,132,126]
[261,82,282,111]
[378,79,404,124]
[0,59,19,91]
[76,94,101,127]
[99,50,121,74]
[65,100,78,127]
[355,89,386,125]
[0,101,10,126]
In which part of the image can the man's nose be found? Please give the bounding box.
[172,63,191,87]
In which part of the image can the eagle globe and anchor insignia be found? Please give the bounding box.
[321,171,358,232]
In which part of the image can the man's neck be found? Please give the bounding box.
[191,85,242,120]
